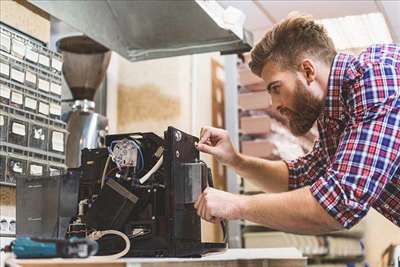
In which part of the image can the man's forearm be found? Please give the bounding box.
[232,153,289,193]
[238,186,343,234]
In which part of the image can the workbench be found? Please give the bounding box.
[13,248,306,267]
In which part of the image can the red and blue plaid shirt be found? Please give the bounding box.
[286,44,400,229]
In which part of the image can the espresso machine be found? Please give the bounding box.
[58,35,111,168]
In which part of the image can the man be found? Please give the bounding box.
[194,14,400,234]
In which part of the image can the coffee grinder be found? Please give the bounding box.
[58,36,111,168]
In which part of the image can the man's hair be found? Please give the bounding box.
[249,13,337,76]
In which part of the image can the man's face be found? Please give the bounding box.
[261,61,324,136]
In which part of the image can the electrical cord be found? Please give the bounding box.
[139,156,163,184]
[100,156,111,189]
[87,230,130,260]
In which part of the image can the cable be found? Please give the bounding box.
[87,230,130,260]
[139,156,163,184]
[101,156,111,189]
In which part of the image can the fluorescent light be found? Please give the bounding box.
[318,13,393,50]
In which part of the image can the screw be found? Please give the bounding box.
[176,150,180,158]
[152,216,155,220]
[175,131,182,142]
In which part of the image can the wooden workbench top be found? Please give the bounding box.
[13,248,306,267]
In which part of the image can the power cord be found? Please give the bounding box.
[87,230,130,260]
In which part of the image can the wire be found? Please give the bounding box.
[101,156,111,189]
[139,156,163,184]
[87,230,130,260]
[130,139,144,174]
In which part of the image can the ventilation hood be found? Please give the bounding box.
[30,0,253,61]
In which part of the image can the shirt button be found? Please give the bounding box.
[384,204,390,209]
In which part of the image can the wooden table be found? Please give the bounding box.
[12,248,306,267]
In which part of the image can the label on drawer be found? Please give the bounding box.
[11,92,23,105]
[52,131,64,152]
[12,40,25,57]
[0,85,11,99]
[38,78,50,92]
[12,122,26,136]
[38,54,50,67]
[39,102,49,115]
[0,115,4,126]
[0,63,10,76]
[0,33,11,52]
[50,82,62,95]
[51,58,62,72]
[25,47,39,63]
[25,71,36,84]
[12,162,23,173]
[49,103,62,116]
[11,68,24,83]
[30,164,43,175]
[25,97,37,110]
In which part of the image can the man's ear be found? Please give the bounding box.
[300,59,316,85]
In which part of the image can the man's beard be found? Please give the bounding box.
[284,79,324,136]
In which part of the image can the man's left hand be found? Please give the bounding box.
[194,187,246,223]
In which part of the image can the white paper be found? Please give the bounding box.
[52,131,64,152]
[0,63,10,76]
[12,122,26,136]
[11,68,24,83]
[49,167,61,176]
[38,78,50,92]
[51,58,62,71]
[0,33,11,52]
[39,102,49,115]
[38,54,50,67]
[25,97,37,110]
[11,92,23,105]
[25,71,36,84]
[25,48,39,63]
[12,40,25,57]
[0,115,4,126]
[50,82,62,95]
[30,164,43,175]
[49,103,62,116]
[0,85,11,99]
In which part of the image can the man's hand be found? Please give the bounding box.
[194,187,246,223]
[197,126,239,167]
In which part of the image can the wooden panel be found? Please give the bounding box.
[239,91,271,110]
[240,115,272,135]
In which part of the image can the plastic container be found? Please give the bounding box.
[8,118,28,146]
[0,82,11,105]
[0,156,6,183]
[49,130,66,155]
[7,157,27,184]
[0,32,11,53]
[28,161,46,176]
[0,113,8,142]
[0,62,10,78]
[29,124,48,151]
[10,88,24,109]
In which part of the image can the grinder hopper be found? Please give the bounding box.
[58,36,111,168]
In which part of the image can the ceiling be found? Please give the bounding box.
[219,0,400,43]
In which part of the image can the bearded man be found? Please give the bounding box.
[194,14,400,233]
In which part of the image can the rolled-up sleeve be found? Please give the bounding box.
[285,138,329,190]
[310,108,400,228]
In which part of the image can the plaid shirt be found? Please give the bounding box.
[286,44,400,229]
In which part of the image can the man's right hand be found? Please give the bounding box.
[196,126,240,167]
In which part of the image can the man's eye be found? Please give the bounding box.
[269,86,279,94]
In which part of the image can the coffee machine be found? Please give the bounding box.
[57,35,111,168]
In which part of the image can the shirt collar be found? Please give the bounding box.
[323,53,354,121]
